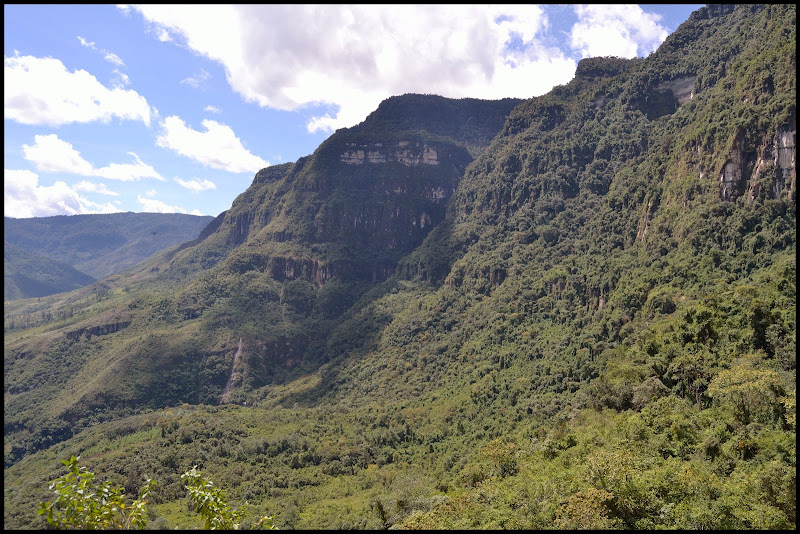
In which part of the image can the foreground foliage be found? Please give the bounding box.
[38,457,276,530]
[38,456,156,530]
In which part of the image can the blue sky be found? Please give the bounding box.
[4,4,703,219]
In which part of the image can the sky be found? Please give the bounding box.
[4,4,704,219]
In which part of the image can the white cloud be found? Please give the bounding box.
[175,177,216,192]
[22,134,164,181]
[4,169,119,218]
[22,134,94,175]
[112,68,130,87]
[570,5,669,58]
[4,55,151,126]
[137,194,189,214]
[73,181,120,196]
[181,68,211,88]
[128,5,675,134]
[128,5,577,133]
[77,36,95,49]
[156,116,268,173]
[204,105,221,113]
[94,152,164,182]
[104,52,125,67]
[77,35,126,66]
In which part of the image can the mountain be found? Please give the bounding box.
[4,242,96,301]
[3,212,215,287]
[3,4,795,530]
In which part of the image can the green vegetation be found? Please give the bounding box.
[4,4,796,530]
[37,456,275,530]
[4,242,95,300]
[4,212,214,287]
[38,456,156,530]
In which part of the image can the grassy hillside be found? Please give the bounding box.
[3,4,795,530]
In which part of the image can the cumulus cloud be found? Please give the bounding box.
[156,116,268,173]
[4,169,119,218]
[22,134,93,175]
[4,54,151,126]
[73,181,120,196]
[94,152,164,181]
[126,5,578,133]
[22,134,164,181]
[175,177,216,192]
[204,105,221,113]
[570,5,669,58]
[128,5,675,134]
[137,194,192,214]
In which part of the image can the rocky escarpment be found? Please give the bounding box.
[65,321,131,340]
[719,119,796,201]
[228,253,400,286]
[654,75,696,106]
[341,141,441,166]
[645,75,697,119]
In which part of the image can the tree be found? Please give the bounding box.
[480,438,518,477]
[39,458,277,530]
[38,455,156,530]
[554,488,622,529]
[182,466,276,530]
[706,359,785,425]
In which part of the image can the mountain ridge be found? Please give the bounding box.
[4,212,215,286]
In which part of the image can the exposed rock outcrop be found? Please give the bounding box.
[720,136,746,201]
[720,121,796,201]
[654,75,696,106]
[65,321,131,340]
[341,141,440,166]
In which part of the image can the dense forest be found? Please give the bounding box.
[4,4,795,530]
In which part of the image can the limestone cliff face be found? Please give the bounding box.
[719,118,796,202]
[341,141,441,166]
[180,95,509,294]
[224,138,471,286]
[654,75,696,106]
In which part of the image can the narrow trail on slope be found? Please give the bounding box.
[220,337,243,404]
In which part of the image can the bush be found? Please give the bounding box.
[38,456,156,530]
[39,458,277,530]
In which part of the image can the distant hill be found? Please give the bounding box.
[4,243,96,300]
[3,212,215,298]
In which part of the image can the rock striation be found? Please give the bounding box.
[341,141,440,166]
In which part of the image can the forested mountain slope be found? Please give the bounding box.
[4,94,523,465]
[4,242,96,301]
[4,4,795,530]
[4,212,214,285]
